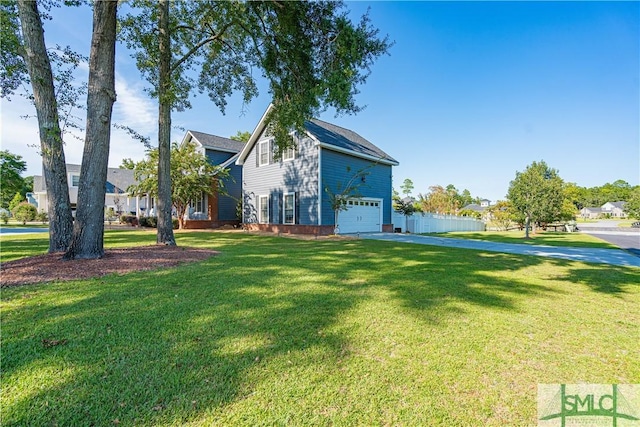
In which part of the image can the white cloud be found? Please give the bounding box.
[0,73,158,177]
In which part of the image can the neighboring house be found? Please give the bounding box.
[601,201,627,218]
[461,199,492,221]
[32,164,147,217]
[236,105,398,235]
[579,207,602,219]
[179,130,245,228]
[580,201,626,219]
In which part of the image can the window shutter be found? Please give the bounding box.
[269,194,273,224]
[277,193,283,224]
[295,192,300,225]
[256,143,260,167]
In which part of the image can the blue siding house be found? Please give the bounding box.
[180,130,245,228]
[236,105,398,235]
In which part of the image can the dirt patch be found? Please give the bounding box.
[0,245,218,288]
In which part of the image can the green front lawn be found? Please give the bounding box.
[1,231,638,426]
[439,230,619,249]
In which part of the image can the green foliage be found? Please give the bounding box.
[400,178,414,196]
[486,200,513,231]
[129,141,228,228]
[119,158,137,170]
[11,201,36,224]
[0,210,9,224]
[418,185,460,214]
[624,187,640,219]
[8,192,24,212]
[0,150,27,209]
[1,231,638,425]
[507,160,564,237]
[230,131,251,143]
[121,1,391,152]
[36,210,48,223]
[458,208,482,220]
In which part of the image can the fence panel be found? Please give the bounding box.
[393,212,485,234]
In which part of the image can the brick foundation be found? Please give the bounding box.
[182,219,241,230]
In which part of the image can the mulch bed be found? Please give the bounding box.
[0,245,218,288]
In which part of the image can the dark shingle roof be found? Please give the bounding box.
[305,119,398,164]
[33,165,137,194]
[188,130,245,153]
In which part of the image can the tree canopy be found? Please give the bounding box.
[0,150,27,209]
[129,141,228,229]
[507,160,564,238]
[120,0,392,244]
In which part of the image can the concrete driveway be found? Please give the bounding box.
[358,233,640,268]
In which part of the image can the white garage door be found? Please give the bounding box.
[338,198,382,234]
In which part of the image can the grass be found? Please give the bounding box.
[1,230,639,426]
[436,230,619,249]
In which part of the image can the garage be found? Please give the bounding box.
[337,198,382,234]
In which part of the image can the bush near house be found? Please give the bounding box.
[11,202,37,224]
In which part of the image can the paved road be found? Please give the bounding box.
[359,233,640,268]
[0,227,49,235]
[580,231,640,257]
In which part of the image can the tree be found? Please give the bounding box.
[120,158,136,170]
[9,0,74,252]
[64,0,118,260]
[324,165,371,234]
[121,0,391,245]
[400,178,414,197]
[0,150,26,209]
[393,193,416,232]
[12,201,37,224]
[487,200,513,231]
[418,185,459,214]
[129,141,228,229]
[230,131,251,143]
[624,187,640,219]
[507,160,564,238]
[8,191,24,212]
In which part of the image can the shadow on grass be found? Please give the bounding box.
[1,231,637,425]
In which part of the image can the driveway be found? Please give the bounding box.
[359,233,640,268]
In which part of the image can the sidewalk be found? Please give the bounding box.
[359,233,640,268]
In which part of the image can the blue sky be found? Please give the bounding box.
[1,1,638,202]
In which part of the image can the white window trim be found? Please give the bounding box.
[282,146,295,162]
[258,140,270,166]
[259,195,269,224]
[283,193,295,225]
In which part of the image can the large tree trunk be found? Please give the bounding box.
[17,0,73,253]
[64,0,117,260]
[156,0,176,245]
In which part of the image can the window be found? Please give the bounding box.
[194,192,205,214]
[259,196,269,223]
[71,175,80,187]
[282,145,295,161]
[283,193,295,224]
[258,140,270,166]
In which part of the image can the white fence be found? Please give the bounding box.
[393,212,485,234]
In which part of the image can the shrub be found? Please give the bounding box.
[36,210,49,224]
[0,211,9,224]
[12,202,37,224]
[172,218,179,229]
[120,215,138,226]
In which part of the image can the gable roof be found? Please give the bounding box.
[604,201,626,209]
[236,104,398,166]
[305,119,397,165]
[33,164,136,194]
[184,130,245,154]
